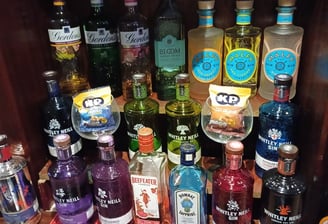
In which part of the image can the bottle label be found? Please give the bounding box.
[192,48,221,83]
[119,28,149,47]
[99,208,133,224]
[277,11,293,24]
[84,28,118,45]
[58,203,94,224]
[236,11,251,25]
[175,190,200,223]
[224,48,257,83]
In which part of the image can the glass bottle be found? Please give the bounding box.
[222,0,261,96]
[258,0,303,100]
[255,74,298,178]
[123,73,162,159]
[48,0,90,96]
[154,0,185,101]
[0,135,42,224]
[91,134,134,224]
[188,0,224,101]
[48,134,94,223]
[212,140,254,223]
[83,0,122,97]
[129,127,171,223]
[260,144,306,223]
[169,143,207,224]
[165,73,202,169]
[118,0,152,101]
[42,70,82,159]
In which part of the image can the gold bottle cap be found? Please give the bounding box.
[236,0,254,9]
[198,0,215,10]
[278,0,296,7]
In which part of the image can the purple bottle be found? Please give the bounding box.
[91,134,134,223]
[48,134,94,224]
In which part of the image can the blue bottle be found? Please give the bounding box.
[169,143,207,224]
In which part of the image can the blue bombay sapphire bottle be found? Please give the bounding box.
[169,143,207,224]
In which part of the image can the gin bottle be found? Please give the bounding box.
[91,134,134,224]
[259,0,303,100]
[124,73,162,159]
[165,73,202,169]
[222,0,261,96]
[255,74,298,178]
[260,144,306,223]
[188,0,224,101]
[212,140,254,223]
[169,143,207,224]
[154,0,185,100]
[0,135,41,224]
[129,127,171,223]
[83,0,122,97]
[48,134,94,223]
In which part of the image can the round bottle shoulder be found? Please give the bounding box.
[259,101,298,116]
[264,24,304,36]
[48,156,87,178]
[165,100,202,115]
[188,26,224,39]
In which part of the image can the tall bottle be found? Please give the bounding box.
[165,73,202,169]
[222,0,261,96]
[83,0,122,97]
[258,0,303,100]
[255,74,298,178]
[91,134,134,224]
[129,127,171,223]
[48,0,90,96]
[169,143,207,224]
[42,70,82,158]
[188,0,224,101]
[118,0,152,101]
[260,144,306,223]
[48,134,94,223]
[212,140,254,223]
[0,135,42,224]
[154,0,185,101]
[124,73,162,159]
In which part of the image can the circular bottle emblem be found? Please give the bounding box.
[320,216,328,224]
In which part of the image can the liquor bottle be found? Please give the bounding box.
[118,0,152,101]
[48,0,90,96]
[165,73,202,169]
[255,74,298,178]
[0,135,42,224]
[83,0,122,97]
[260,144,306,223]
[42,70,82,158]
[91,134,134,224]
[48,134,94,223]
[124,73,162,159]
[212,140,254,223]
[222,0,261,96]
[258,0,303,100]
[154,0,185,101]
[129,127,171,223]
[169,143,207,224]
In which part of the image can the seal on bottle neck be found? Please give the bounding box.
[236,0,254,10]
[180,143,196,166]
[138,127,154,153]
[277,144,298,176]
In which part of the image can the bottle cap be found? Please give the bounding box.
[138,127,154,153]
[180,143,196,166]
[42,70,58,81]
[176,73,190,84]
[225,140,244,155]
[97,134,115,148]
[278,0,296,7]
[198,0,215,10]
[125,0,137,7]
[53,134,71,149]
[133,73,146,84]
[53,0,65,6]
[277,144,298,175]
[274,74,292,87]
[278,144,298,159]
[236,0,254,9]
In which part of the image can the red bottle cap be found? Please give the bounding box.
[138,127,154,153]
[0,135,12,162]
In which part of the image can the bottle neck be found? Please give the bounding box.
[46,79,61,97]
[225,153,243,170]
[133,82,148,100]
[273,85,291,102]
[176,82,190,101]
[90,0,104,15]
[56,146,72,160]
[277,157,296,176]
[198,9,214,28]
[99,146,116,163]
[236,8,253,25]
[276,6,295,25]
[127,5,138,15]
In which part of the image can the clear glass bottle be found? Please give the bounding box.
[91,134,134,224]
[222,0,261,96]
[129,127,171,223]
[48,0,90,96]
[154,0,185,101]
[124,73,162,159]
[260,144,306,223]
[169,143,207,224]
[255,74,298,178]
[83,0,122,97]
[188,0,224,101]
[0,135,42,224]
[258,0,303,100]
[118,0,152,101]
[42,70,82,159]
[165,73,202,169]
[212,140,254,223]
[48,134,94,223]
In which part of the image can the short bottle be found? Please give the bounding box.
[169,143,207,224]
[255,74,298,178]
[48,134,94,224]
[129,127,171,223]
[0,135,42,224]
[260,144,306,223]
[212,140,254,223]
[91,134,134,224]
